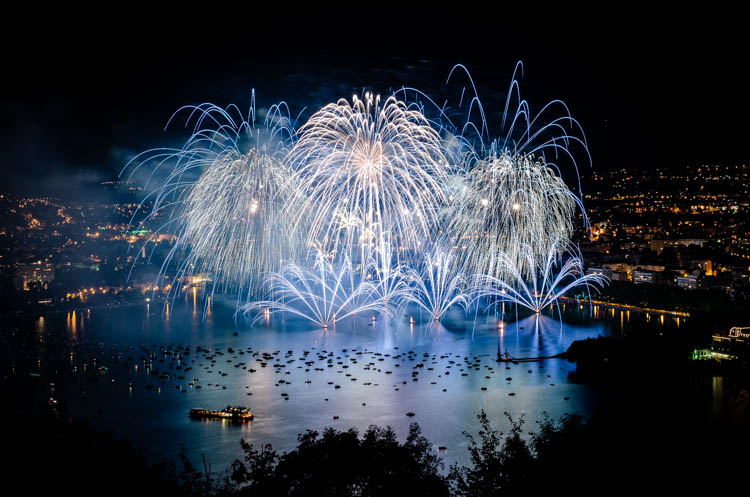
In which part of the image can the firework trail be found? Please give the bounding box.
[286,92,451,263]
[442,62,590,175]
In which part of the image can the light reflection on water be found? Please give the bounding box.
[46,299,678,470]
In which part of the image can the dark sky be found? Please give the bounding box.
[2,19,748,197]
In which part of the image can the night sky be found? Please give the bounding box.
[2,20,747,197]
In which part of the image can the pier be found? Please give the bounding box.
[559,297,690,317]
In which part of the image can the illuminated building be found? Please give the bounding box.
[13,262,55,290]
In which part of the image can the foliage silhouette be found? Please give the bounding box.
[227,423,449,497]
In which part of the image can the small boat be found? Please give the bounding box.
[189,405,253,421]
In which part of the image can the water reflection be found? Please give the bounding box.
[36,316,45,334]
[712,376,724,416]
[66,311,77,337]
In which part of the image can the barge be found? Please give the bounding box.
[189,405,253,421]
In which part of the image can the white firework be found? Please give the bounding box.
[446,151,584,280]
[402,248,469,322]
[365,235,410,317]
[242,251,384,329]
[179,149,298,300]
[286,92,450,263]
[122,65,605,325]
[122,100,299,306]
[472,240,607,313]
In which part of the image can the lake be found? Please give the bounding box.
[12,297,680,471]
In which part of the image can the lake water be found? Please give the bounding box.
[12,298,680,471]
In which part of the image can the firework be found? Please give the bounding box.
[365,235,410,316]
[242,251,384,329]
[122,100,299,306]
[286,92,450,262]
[179,149,297,300]
[446,151,584,279]
[472,240,607,313]
[397,63,590,281]
[124,65,605,325]
[401,248,469,322]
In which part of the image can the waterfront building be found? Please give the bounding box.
[13,261,55,290]
[711,327,750,359]
[611,271,629,281]
[677,276,698,290]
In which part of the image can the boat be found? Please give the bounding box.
[189,405,253,421]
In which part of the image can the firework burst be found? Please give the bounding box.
[179,149,297,300]
[122,99,299,306]
[286,92,450,262]
[446,151,584,279]
[402,248,469,322]
[242,251,384,329]
[472,240,607,313]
